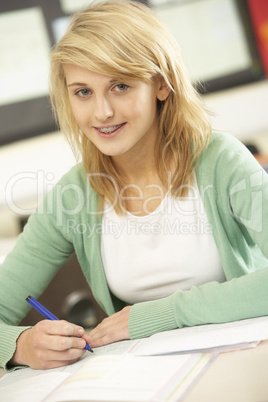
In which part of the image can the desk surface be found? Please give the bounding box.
[184,339,268,402]
[1,340,268,401]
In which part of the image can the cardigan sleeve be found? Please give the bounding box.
[0,171,76,371]
[128,133,268,339]
[128,268,268,339]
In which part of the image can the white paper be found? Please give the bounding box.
[45,353,212,402]
[0,372,69,402]
[0,7,51,106]
[0,339,136,389]
[0,352,212,402]
[130,316,268,356]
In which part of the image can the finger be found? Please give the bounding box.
[89,314,129,348]
[32,321,88,352]
[46,347,86,362]
[88,334,116,348]
[88,323,124,347]
[87,307,131,347]
[39,358,80,370]
[89,314,125,338]
[89,316,117,337]
[35,351,85,370]
[47,334,88,351]
[37,320,85,337]
[82,333,92,345]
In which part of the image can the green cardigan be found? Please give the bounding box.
[1,132,268,371]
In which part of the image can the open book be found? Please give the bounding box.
[46,353,212,402]
[0,353,212,402]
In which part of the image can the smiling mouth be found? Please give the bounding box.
[96,123,125,134]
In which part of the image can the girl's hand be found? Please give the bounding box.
[88,306,131,348]
[10,320,91,370]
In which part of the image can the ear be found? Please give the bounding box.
[156,75,171,101]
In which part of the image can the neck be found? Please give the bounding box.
[111,146,170,216]
[113,151,157,185]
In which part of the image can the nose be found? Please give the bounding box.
[93,95,114,122]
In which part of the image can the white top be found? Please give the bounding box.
[101,180,225,304]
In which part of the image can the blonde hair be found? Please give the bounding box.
[50,0,212,213]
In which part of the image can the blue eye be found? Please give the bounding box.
[114,84,129,92]
[75,88,91,97]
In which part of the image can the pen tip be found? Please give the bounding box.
[84,343,93,352]
[26,296,31,301]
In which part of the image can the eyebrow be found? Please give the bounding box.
[67,79,118,87]
[67,82,88,87]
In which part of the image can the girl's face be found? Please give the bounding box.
[64,64,170,162]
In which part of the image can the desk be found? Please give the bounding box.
[184,340,268,402]
[1,340,268,401]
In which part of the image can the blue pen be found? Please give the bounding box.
[26,295,93,352]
